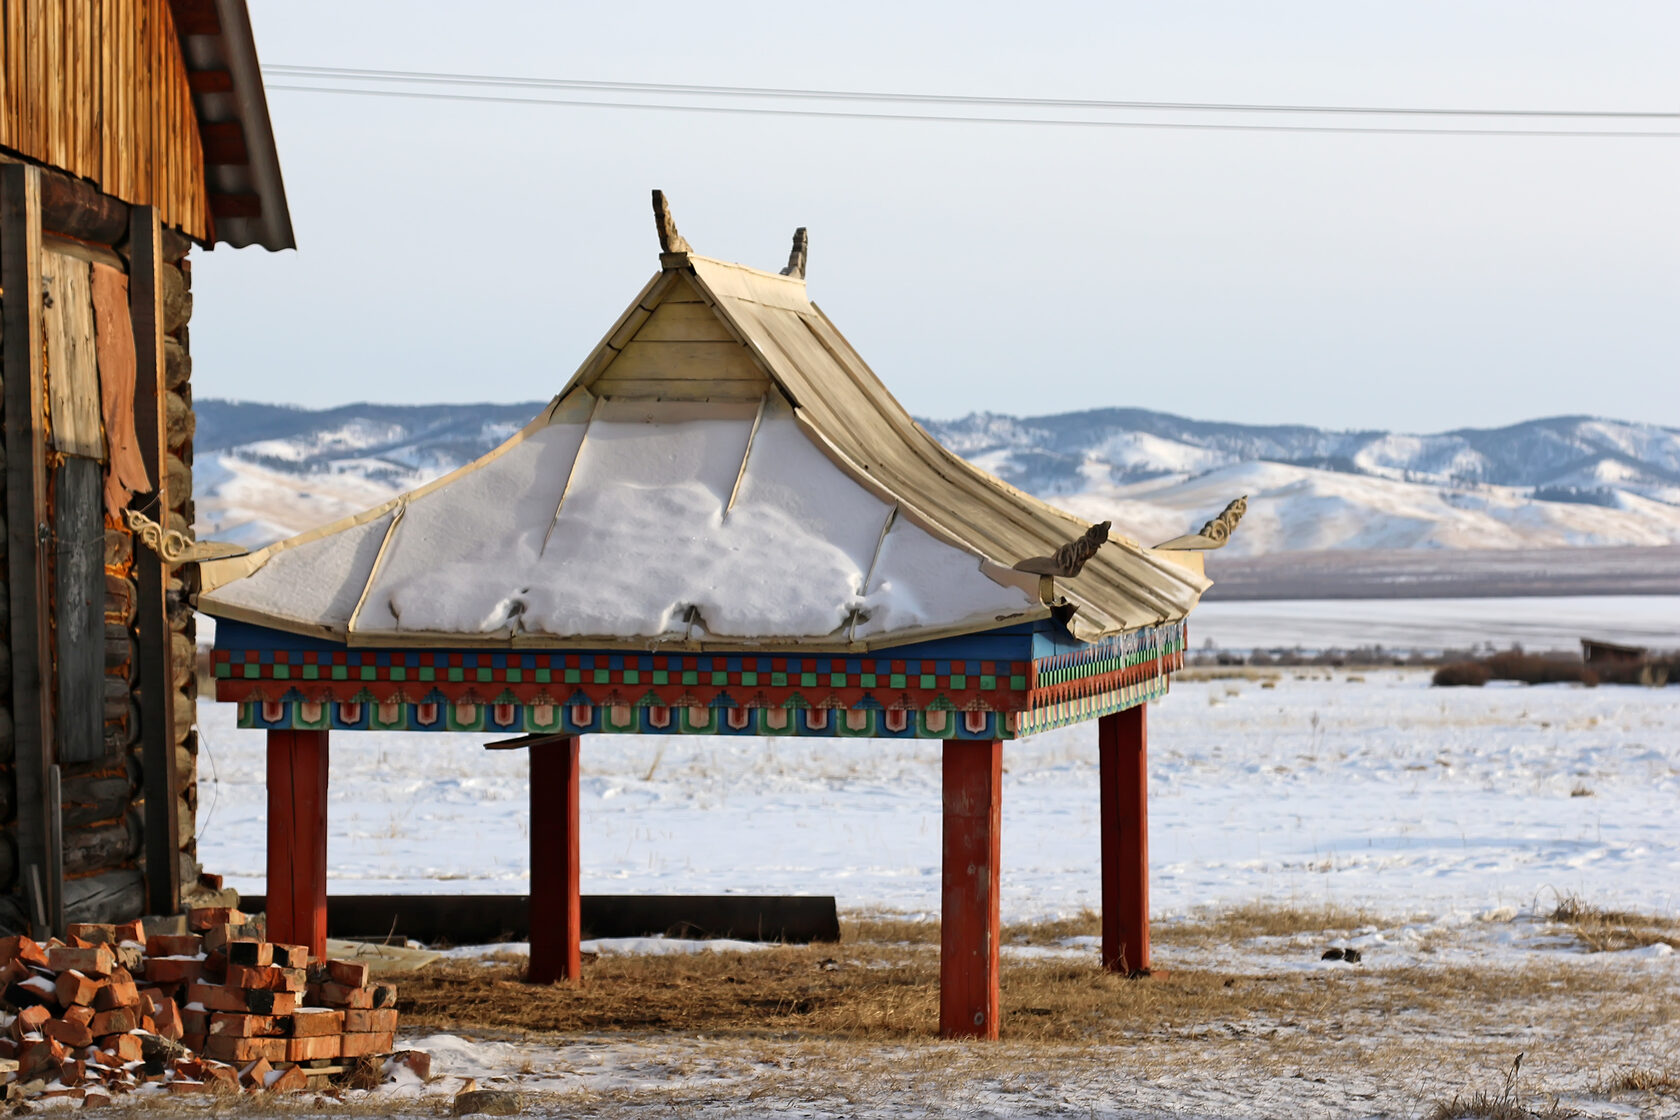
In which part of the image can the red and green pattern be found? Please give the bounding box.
[218,621,1187,740]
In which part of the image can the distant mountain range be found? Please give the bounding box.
[193,400,1680,560]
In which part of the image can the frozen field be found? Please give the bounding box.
[1189,593,1680,654]
[194,668,1680,924]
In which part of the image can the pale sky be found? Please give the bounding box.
[189,1,1680,432]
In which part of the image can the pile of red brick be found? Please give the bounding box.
[0,908,410,1100]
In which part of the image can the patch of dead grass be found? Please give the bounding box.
[1175,667,1283,682]
[1598,1066,1680,1095]
[1163,901,1381,947]
[390,938,1673,1051]
[1548,893,1680,953]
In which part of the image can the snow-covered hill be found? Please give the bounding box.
[192,400,1680,556]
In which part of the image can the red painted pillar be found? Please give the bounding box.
[1099,705,1151,974]
[265,729,329,959]
[528,736,581,983]
[941,739,1002,1039]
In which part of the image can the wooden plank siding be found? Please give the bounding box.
[587,276,773,401]
[0,0,209,242]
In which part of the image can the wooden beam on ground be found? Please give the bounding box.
[130,206,180,916]
[940,739,1001,1040]
[1100,706,1152,975]
[3,163,63,938]
[236,893,843,945]
[266,729,329,958]
[528,736,581,983]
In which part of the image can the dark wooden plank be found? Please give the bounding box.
[186,69,234,94]
[168,0,222,36]
[198,121,248,165]
[3,163,63,937]
[238,894,843,946]
[129,205,179,916]
[53,457,105,763]
[207,192,261,219]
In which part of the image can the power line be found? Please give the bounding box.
[265,63,1680,121]
[266,81,1680,139]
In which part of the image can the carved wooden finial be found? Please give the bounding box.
[1012,521,1112,577]
[779,227,808,279]
[1194,495,1247,545]
[651,190,691,255]
[1153,495,1249,551]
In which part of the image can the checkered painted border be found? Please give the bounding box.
[217,622,1186,739]
[236,697,1011,740]
[214,648,1035,709]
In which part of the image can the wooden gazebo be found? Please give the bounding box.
[197,194,1238,1039]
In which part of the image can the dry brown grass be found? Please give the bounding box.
[1549,893,1680,953]
[391,928,1674,1051]
[1176,666,1283,682]
[846,910,1103,947]
[1163,901,1379,946]
[1598,1066,1680,1095]
[1423,1056,1577,1120]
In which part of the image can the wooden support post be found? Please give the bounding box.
[940,739,1002,1040]
[3,163,63,938]
[528,736,581,983]
[266,730,329,959]
[1100,705,1152,975]
[129,206,180,915]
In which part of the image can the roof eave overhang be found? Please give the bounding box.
[173,0,296,251]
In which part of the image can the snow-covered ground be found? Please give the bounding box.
[194,668,1680,923]
[191,628,1680,1118]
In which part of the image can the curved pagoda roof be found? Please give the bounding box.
[200,198,1211,650]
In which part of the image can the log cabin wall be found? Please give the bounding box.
[0,0,211,243]
[0,166,215,933]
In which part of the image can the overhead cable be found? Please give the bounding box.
[264,63,1680,121]
[265,81,1680,139]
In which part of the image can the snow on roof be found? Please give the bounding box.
[201,215,1209,649]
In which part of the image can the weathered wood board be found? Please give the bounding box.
[598,340,768,383]
[4,164,64,934]
[633,301,737,342]
[42,249,104,459]
[54,456,105,764]
[130,207,180,915]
